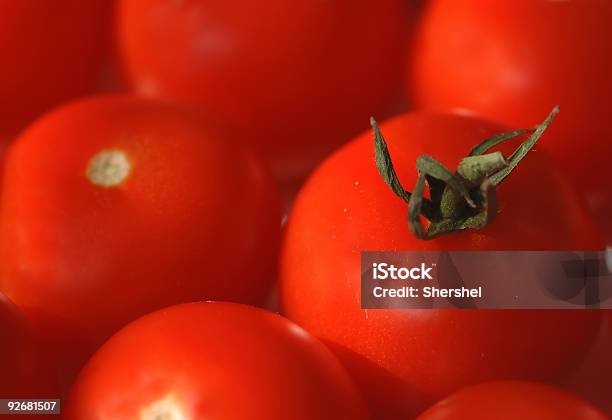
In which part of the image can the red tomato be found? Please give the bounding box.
[0,1,111,138]
[116,0,410,172]
[280,112,604,419]
[409,0,612,241]
[566,316,612,416]
[66,302,367,420]
[416,381,608,420]
[0,293,57,401]
[0,95,281,385]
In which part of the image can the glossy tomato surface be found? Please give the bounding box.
[0,95,281,384]
[416,381,608,420]
[0,293,57,401]
[0,0,111,138]
[66,302,367,420]
[409,0,612,240]
[280,112,604,419]
[116,0,409,169]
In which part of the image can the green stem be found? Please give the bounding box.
[457,152,508,183]
[468,128,534,156]
[371,117,436,220]
[371,117,411,202]
[491,106,559,185]
[416,155,475,208]
[371,106,560,240]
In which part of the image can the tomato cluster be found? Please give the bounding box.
[0,1,610,419]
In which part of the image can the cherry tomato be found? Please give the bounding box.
[280,112,604,419]
[566,317,612,416]
[116,0,410,172]
[0,1,111,138]
[409,0,612,241]
[0,293,57,401]
[0,95,281,385]
[65,302,367,420]
[417,381,608,420]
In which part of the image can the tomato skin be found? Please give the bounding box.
[116,0,409,166]
[566,315,612,415]
[0,1,111,138]
[280,112,604,419]
[416,381,608,420]
[0,293,58,411]
[65,302,367,420]
[0,95,281,384]
[409,0,612,240]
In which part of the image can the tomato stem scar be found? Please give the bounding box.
[87,149,131,187]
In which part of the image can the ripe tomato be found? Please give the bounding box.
[409,0,612,240]
[566,317,612,416]
[0,95,281,385]
[0,293,57,400]
[280,112,604,419]
[66,302,367,420]
[416,381,608,420]
[0,1,112,138]
[116,0,409,172]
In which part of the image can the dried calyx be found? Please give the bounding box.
[371,106,560,240]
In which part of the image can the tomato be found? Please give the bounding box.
[280,112,604,419]
[0,293,57,402]
[0,95,281,385]
[566,316,612,416]
[0,1,112,138]
[65,301,367,420]
[416,381,608,420]
[408,0,612,241]
[116,0,410,175]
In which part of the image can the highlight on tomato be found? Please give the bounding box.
[66,302,368,420]
[0,95,281,385]
[280,110,604,418]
